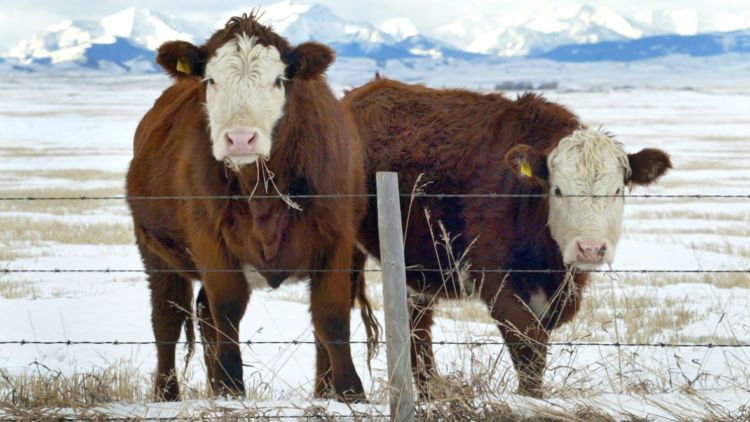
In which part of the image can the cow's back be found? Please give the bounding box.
[343,79,515,189]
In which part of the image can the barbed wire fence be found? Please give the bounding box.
[1,176,750,419]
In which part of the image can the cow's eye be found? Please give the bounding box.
[274,75,287,88]
[553,187,562,197]
[203,77,215,86]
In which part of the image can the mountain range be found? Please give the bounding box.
[3,2,749,72]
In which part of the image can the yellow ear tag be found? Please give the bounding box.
[520,160,533,178]
[176,58,191,74]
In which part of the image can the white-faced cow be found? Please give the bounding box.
[126,14,377,402]
[343,77,671,398]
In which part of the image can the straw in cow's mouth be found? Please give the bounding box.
[242,156,303,211]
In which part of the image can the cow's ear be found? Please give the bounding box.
[505,144,549,186]
[285,42,335,80]
[627,148,672,186]
[156,41,207,79]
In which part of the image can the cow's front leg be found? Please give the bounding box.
[200,264,250,397]
[408,292,438,399]
[310,245,365,403]
[314,332,335,398]
[483,280,549,398]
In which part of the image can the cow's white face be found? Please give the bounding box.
[157,24,335,172]
[546,130,630,269]
[506,128,671,270]
[203,34,288,168]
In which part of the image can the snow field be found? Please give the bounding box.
[0,71,749,419]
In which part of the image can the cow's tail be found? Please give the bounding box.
[353,258,382,373]
[182,284,196,375]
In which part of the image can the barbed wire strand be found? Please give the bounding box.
[0,193,749,200]
[2,268,748,274]
[15,416,389,421]
[1,340,748,348]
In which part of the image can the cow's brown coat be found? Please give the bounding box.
[126,14,375,402]
[343,77,671,397]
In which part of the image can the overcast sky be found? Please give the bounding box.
[1,0,747,51]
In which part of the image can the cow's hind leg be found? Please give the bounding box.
[310,245,365,402]
[196,286,218,387]
[146,257,193,401]
[408,292,438,399]
[313,248,374,398]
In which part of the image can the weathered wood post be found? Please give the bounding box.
[376,171,416,422]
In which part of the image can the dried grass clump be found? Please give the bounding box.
[0,216,134,245]
[0,280,39,299]
[0,362,146,414]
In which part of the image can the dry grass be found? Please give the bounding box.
[563,284,702,344]
[405,343,749,421]
[694,241,750,258]
[0,362,148,410]
[631,225,750,239]
[676,160,747,171]
[0,245,19,262]
[0,187,126,215]
[2,169,124,182]
[629,209,747,222]
[0,358,324,419]
[0,216,133,245]
[0,147,120,158]
[0,280,39,299]
[617,271,750,289]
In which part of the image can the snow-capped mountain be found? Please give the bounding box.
[434,5,644,56]
[6,8,197,68]
[4,3,473,71]
[379,18,419,42]
[538,30,750,62]
[433,5,750,57]
[3,2,750,72]
[220,2,396,45]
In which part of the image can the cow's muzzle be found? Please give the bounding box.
[575,239,607,265]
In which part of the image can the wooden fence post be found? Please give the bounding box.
[376,171,416,422]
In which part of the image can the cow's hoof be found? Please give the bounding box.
[212,381,246,399]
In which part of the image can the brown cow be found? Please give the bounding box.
[343,77,671,398]
[126,14,377,402]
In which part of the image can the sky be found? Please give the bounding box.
[1,0,748,51]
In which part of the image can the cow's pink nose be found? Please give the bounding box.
[576,239,607,264]
[225,130,257,156]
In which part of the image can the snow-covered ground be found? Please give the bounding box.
[1,66,749,419]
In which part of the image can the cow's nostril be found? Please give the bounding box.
[226,130,257,147]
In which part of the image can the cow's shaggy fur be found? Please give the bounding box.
[126,13,377,403]
[342,77,671,398]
